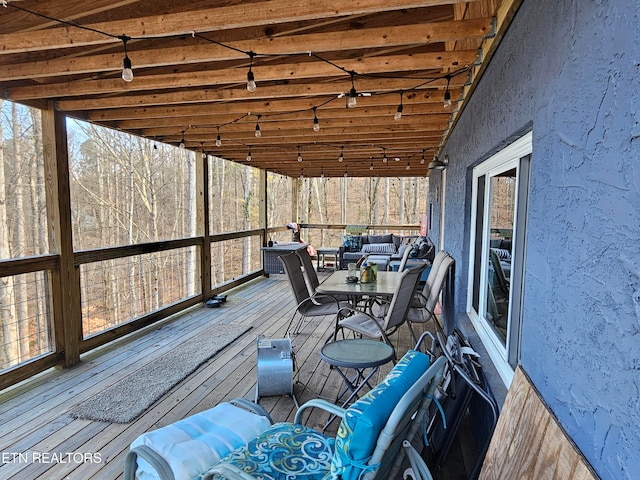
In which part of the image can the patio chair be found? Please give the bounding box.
[279,252,349,335]
[296,248,348,302]
[335,264,426,357]
[406,251,455,343]
[204,352,447,480]
[397,238,415,272]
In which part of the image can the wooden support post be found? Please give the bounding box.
[258,169,267,245]
[197,150,211,298]
[291,176,299,222]
[41,103,82,367]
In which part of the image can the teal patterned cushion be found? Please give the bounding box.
[208,422,335,480]
[330,350,431,480]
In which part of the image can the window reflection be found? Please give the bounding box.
[484,169,516,345]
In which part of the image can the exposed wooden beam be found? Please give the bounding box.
[0,0,466,54]
[7,62,462,100]
[87,96,451,122]
[1,18,490,83]
[113,103,452,129]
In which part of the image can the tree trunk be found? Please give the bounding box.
[0,100,20,366]
[11,104,30,360]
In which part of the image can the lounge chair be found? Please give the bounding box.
[204,352,447,480]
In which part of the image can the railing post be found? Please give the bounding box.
[42,102,82,367]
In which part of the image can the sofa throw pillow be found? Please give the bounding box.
[343,235,363,252]
[361,243,396,254]
[409,236,435,262]
[330,350,431,480]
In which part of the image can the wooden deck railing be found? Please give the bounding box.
[0,223,418,390]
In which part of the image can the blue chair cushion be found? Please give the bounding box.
[330,350,431,480]
[208,422,335,480]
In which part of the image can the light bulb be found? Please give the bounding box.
[247,150,252,162]
[122,56,133,82]
[179,141,185,149]
[348,89,357,108]
[216,134,222,147]
[338,147,344,162]
[370,162,374,171]
[420,152,425,164]
[298,154,303,162]
[313,118,320,132]
[394,104,403,121]
[406,162,411,170]
[247,70,256,92]
[255,125,261,138]
[444,90,452,109]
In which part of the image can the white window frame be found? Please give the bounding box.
[466,132,532,387]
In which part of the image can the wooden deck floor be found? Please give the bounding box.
[0,273,430,480]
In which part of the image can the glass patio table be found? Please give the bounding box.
[320,338,395,426]
[315,270,401,299]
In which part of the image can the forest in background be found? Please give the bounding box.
[0,100,429,371]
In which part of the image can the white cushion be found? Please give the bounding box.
[131,402,271,480]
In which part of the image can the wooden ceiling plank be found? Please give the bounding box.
[0,0,466,54]
[0,0,142,34]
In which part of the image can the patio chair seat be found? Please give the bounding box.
[206,422,335,480]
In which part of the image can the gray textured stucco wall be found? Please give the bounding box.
[432,1,640,479]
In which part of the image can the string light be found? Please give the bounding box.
[382,148,388,163]
[247,51,257,92]
[179,131,185,149]
[119,35,133,82]
[338,146,344,162]
[444,75,452,109]
[406,160,411,170]
[320,167,325,178]
[312,107,320,132]
[370,158,374,171]
[394,90,404,121]
[420,149,425,165]
[216,127,222,147]
[297,146,303,162]
[348,71,358,108]
[246,146,252,162]
[255,114,261,138]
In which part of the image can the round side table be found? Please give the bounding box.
[320,339,395,408]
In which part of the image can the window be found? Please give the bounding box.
[467,132,532,386]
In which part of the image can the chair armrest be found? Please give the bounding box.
[294,399,347,424]
[228,398,273,424]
